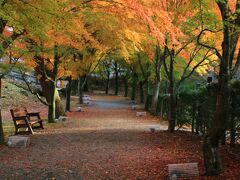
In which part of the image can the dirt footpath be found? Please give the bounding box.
[0,95,239,180]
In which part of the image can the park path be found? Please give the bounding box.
[67,95,166,132]
[0,95,224,180]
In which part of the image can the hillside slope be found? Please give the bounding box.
[1,79,48,121]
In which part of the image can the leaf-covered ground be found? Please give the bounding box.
[0,95,240,179]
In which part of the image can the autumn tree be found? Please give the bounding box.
[0,0,60,143]
[197,0,240,175]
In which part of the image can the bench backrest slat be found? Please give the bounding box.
[10,107,28,126]
[11,107,27,117]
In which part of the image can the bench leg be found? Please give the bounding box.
[28,124,34,134]
[39,121,44,129]
[15,128,18,135]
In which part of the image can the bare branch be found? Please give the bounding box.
[176,49,214,89]
[197,28,222,60]
[1,31,25,50]
[17,69,49,106]
[175,40,193,56]
[180,45,203,80]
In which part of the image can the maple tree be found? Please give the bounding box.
[0,0,63,143]
[197,0,240,175]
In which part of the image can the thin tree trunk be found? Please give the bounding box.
[196,103,202,134]
[160,98,164,118]
[192,102,196,133]
[152,43,163,113]
[115,62,119,95]
[78,76,83,104]
[161,81,168,118]
[151,81,161,113]
[131,73,137,101]
[144,80,150,110]
[139,81,144,103]
[83,76,88,92]
[65,76,72,112]
[124,76,128,97]
[168,51,176,132]
[105,71,110,95]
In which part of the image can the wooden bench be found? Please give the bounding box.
[10,107,44,135]
[168,162,199,179]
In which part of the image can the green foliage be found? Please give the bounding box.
[182,0,220,35]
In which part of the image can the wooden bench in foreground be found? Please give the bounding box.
[168,162,199,179]
[10,107,44,135]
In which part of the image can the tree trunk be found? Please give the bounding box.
[78,76,83,104]
[114,62,119,95]
[192,102,196,133]
[151,81,161,113]
[203,136,223,175]
[152,43,163,113]
[105,71,110,95]
[131,73,137,101]
[34,51,65,121]
[55,94,65,117]
[37,75,65,121]
[203,2,232,175]
[144,80,150,110]
[124,76,128,97]
[230,93,236,147]
[160,98,164,118]
[48,83,57,123]
[65,76,72,112]
[168,51,176,132]
[139,81,144,103]
[196,103,202,134]
[83,76,88,92]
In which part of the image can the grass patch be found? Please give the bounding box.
[2,119,63,140]
[3,121,15,138]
